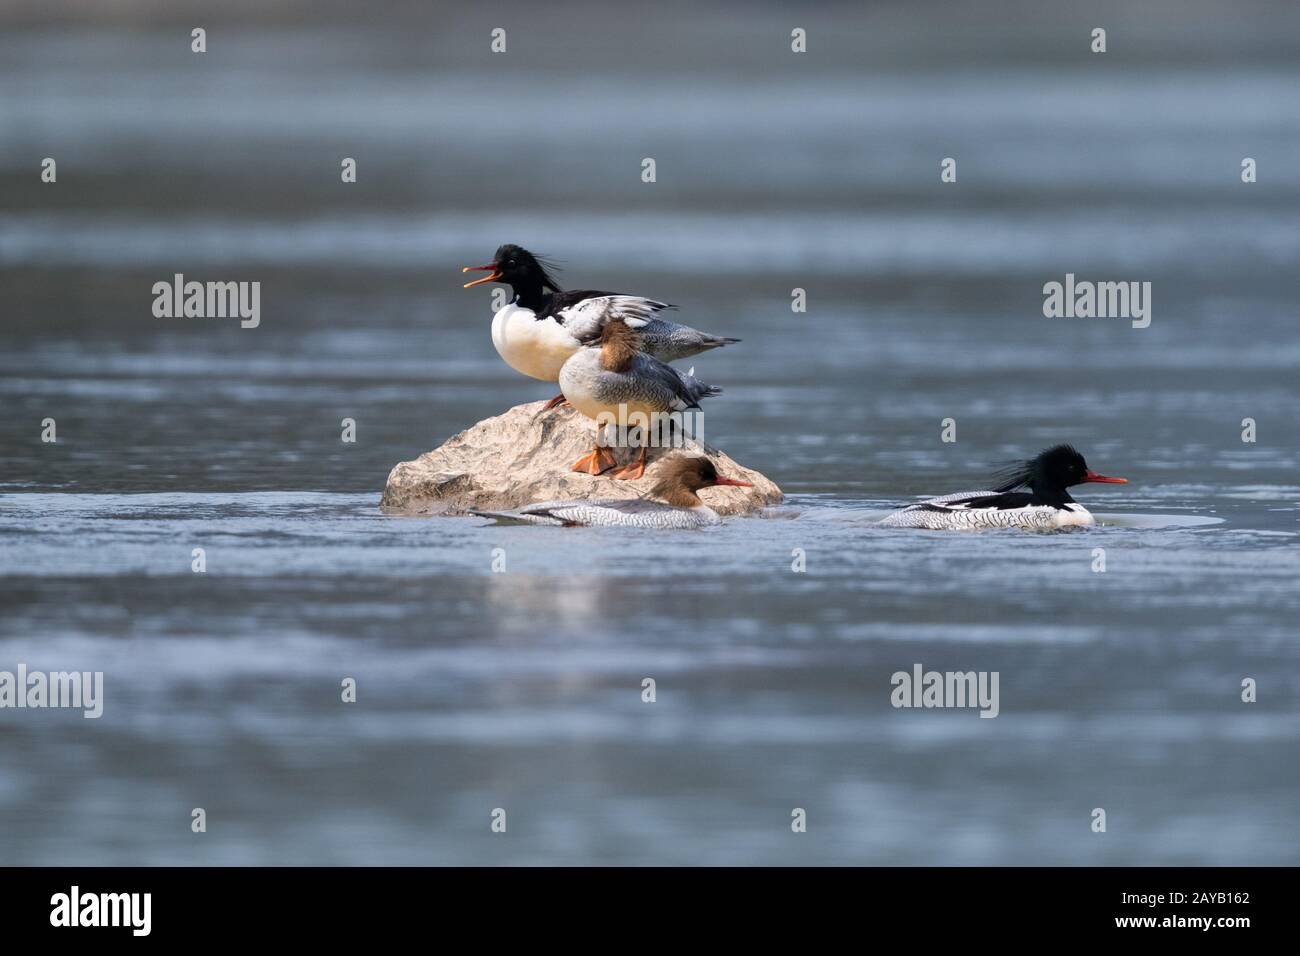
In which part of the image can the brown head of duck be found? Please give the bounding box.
[650,456,752,508]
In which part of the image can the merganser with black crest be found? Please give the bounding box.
[559,319,721,480]
[462,244,738,405]
[470,456,751,528]
[879,444,1128,531]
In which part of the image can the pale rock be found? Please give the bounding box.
[381,402,782,516]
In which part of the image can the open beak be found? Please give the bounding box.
[462,264,501,289]
[712,477,753,488]
[1084,470,1128,484]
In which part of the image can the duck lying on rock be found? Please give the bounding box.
[470,456,751,528]
[379,401,783,517]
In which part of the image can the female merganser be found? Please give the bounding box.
[470,456,751,528]
[558,319,721,479]
[462,245,738,404]
[879,444,1128,531]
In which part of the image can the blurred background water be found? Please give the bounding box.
[1,0,1298,865]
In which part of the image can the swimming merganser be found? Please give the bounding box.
[559,319,721,480]
[462,245,738,405]
[470,456,751,528]
[878,444,1128,531]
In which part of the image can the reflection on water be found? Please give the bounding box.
[1,3,1299,865]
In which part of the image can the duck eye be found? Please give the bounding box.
[508,259,517,267]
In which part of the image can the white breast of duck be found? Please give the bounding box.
[490,302,581,382]
[879,491,1095,531]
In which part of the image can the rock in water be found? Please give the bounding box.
[381,401,782,516]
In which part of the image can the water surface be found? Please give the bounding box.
[2,5,1298,865]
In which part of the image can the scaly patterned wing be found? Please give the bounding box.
[550,294,674,344]
[472,498,718,529]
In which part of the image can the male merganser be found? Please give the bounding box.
[878,444,1128,531]
[470,456,751,528]
[462,245,738,405]
[558,319,721,479]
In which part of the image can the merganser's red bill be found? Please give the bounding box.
[711,477,752,487]
[462,264,501,288]
[1084,470,1127,484]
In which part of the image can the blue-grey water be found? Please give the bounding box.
[2,3,1298,865]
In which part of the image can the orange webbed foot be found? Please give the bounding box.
[606,459,646,481]
[570,447,616,475]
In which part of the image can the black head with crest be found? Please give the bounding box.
[992,444,1127,496]
[462,244,564,304]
